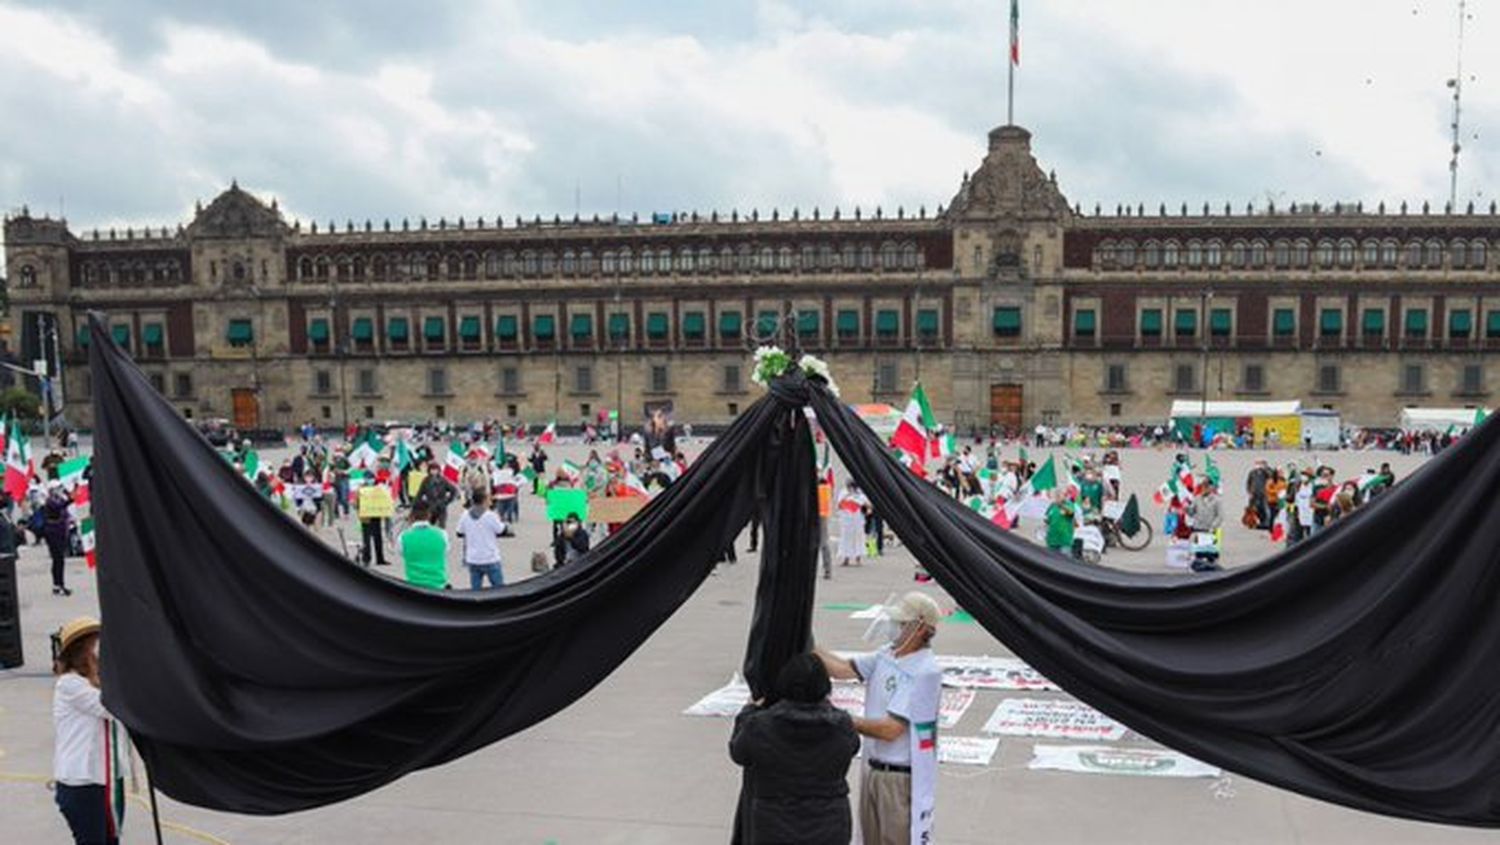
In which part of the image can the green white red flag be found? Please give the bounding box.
[442,441,467,484]
[537,421,557,445]
[892,383,936,464]
[81,516,97,568]
[1009,0,1020,65]
[4,419,33,501]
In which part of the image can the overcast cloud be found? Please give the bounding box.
[0,0,1495,236]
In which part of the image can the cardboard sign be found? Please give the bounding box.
[356,485,394,519]
[982,698,1127,741]
[588,495,646,524]
[546,488,589,522]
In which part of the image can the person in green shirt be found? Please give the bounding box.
[399,503,449,589]
[1044,494,1077,559]
[1077,468,1105,516]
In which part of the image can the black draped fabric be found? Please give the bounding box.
[808,387,1500,827]
[87,317,817,814]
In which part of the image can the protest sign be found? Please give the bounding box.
[546,487,589,522]
[982,698,1127,741]
[938,736,1000,767]
[937,656,1059,691]
[588,495,646,524]
[1028,744,1221,778]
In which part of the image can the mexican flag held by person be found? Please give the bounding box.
[4,418,33,501]
[81,516,97,568]
[537,421,557,445]
[57,456,89,491]
[442,441,467,485]
[1004,455,1058,522]
[1269,507,1289,543]
[892,383,936,465]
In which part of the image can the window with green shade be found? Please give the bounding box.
[424,316,445,342]
[1140,309,1163,336]
[1175,309,1197,337]
[387,317,409,341]
[1488,311,1500,339]
[797,310,819,337]
[719,311,742,338]
[308,318,330,342]
[1272,308,1295,336]
[1362,309,1385,335]
[1319,309,1343,337]
[112,324,131,349]
[1210,308,1232,337]
[608,313,630,340]
[877,309,902,336]
[992,307,1021,336]
[916,309,939,337]
[1404,308,1428,337]
[836,309,859,336]
[459,316,481,341]
[647,312,670,339]
[76,326,90,348]
[142,322,164,346]
[682,311,705,338]
[1450,309,1472,338]
[1074,309,1096,337]
[533,314,555,340]
[570,313,593,339]
[352,317,374,341]
[226,319,253,346]
[495,315,518,340]
[757,310,780,337]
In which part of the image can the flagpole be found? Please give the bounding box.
[1007,44,1015,126]
[1007,0,1018,126]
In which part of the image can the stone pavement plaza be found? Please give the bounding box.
[1,439,1491,844]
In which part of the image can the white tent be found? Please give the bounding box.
[1397,407,1490,433]
[1167,400,1301,419]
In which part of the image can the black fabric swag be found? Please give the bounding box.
[90,314,1500,825]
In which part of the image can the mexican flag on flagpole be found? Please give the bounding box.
[81,516,97,568]
[4,418,33,501]
[1204,454,1221,487]
[442,441,467,484]
[934,432,957,461]
[349,432,384,469]
[57,456,89,491]
[892,383,936,463]
[1009,0,1021,66]
[537,421,557,445]
[1004,455,1058,521]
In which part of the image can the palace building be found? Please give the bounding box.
[4,124,1499,432]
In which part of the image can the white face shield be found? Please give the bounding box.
[862,593,902,646]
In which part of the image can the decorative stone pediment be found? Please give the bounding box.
[187,183,288,240]
[947,125,1070,223]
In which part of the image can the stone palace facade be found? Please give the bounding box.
[4,125,1499,431]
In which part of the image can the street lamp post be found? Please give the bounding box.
[1199,289,1212,444]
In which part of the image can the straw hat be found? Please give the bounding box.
[887,591,943,629]
[56,616,101,656]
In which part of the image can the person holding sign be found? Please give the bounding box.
[817,592,944,845]
[457,489,508,589]
[356,481,394,567]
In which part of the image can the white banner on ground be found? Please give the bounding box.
[938,736,999,767]
[1028,744,1221,779]
[937,656,1059,691]
[682,674,750,717]
[982,698,1127,741]
[683,677,974,728]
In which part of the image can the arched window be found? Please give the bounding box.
[640,249,656,273]
[373,256,389,281]
[1337,239,1355,267]
[842,243,857,268]
[859,244,875,269]
[1163,241,1180,268]
[1425,240,1443,269]
[677,249,694,272]
[1315,240,1335,268]
[315,256,330,279]
[502,251,519,275]
[1450,240,1468,270]
[777,246,794,270]
[463,252,478,279]
[561,250,577,275]
[719,246,735,271]
[1380,240,1398,268]
[133,261,148,284]
[18,264,36,288]
[352,256,366,280]
[759,246,775,270]
[802,244,818,269]
[521,250,538,275]
[1472,240,1488,269]
[877,241,897,270]
[1405,241,1423,267]
[735,245,752,271]
[426,254,441,279]
[1250,240,1267,267]
[1097,241,1115,269]
[337,257,352,281]
[1292,240,1310,268]
[1185,241,1203,268]
[298,257,313,280]
[601,251,617,274]
[1141,241,1160,268]
[579,250,595,274]
[1273,240,1290,268]
[1361,240,1379,267]
[1228,240,1246,267]
[484,251,500,278]
[446,254,461,279]
[1117,240,1137,268]
[820,245,836,269]
[539,251,556,275]
[698,247,715,271]
[1205,241,1222,267]
[618,248,634,273]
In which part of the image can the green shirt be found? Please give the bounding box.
[400,522,448,589]
[1045,503,1076,551]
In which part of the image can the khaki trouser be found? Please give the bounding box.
[859,766,911,845]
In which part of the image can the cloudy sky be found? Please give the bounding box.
[0,0,1495,234]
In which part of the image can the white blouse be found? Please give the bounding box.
[53,672,113,786]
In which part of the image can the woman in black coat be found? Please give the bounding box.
[729,653,860,845]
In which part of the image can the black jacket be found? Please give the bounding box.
[729,700,859,845]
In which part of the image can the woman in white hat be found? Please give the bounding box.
[52,616,126,844]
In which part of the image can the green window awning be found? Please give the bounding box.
[308,318,330,342]
[682,311,705,338]
[1140,309,1163,335]
[877,309,901,335]
[1450,309,1473,336]
[836,310,859,335]
[533,314,555,339]
[1272,309,1295,336]
[647,312,670,339]
[1404,309,1428,334]
[460,315,481,341]
[608,313,630,339]
[757,311,780,336]
[916,309,939,335]
[1074,309,1097,335]
[1175,310,1197,335]
[1319,309,1343,335]
[1362,309,1384,333]
[76,326,90,347]
[496,315,518,340]
[797,310,819,335]
[719,311,742,337]
[1210,308,1231,336]
[1488,311,1500,338]
[142,322,164,345]
[571,313,593,338]
[424,316,445,341]
[352,317,374,341]
[387,317,409,341]
[112,325,131,348]
[991,307,1020,334]
[225,319,252,345]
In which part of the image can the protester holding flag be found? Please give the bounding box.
[1044,491,1077,559]
[51,616,127,845]
[42,482,74,596]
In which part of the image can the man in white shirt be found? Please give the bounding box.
[818,591,944,845]
[456,489,509,589]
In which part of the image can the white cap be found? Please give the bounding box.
[886,591,943,628]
